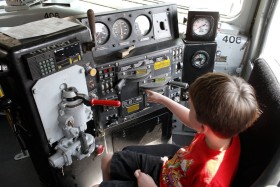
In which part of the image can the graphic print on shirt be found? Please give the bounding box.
[161,147,194,187]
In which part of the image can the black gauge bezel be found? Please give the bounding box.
[191,50,210,69]
[186,11,219,41]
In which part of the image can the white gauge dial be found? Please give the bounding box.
[95,22,109,45]
[135,15,151,36]
[192,18,211,36]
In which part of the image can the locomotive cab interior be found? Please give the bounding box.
[0,0,280,186]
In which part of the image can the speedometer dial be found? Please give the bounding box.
[95,22,109,45]
[112,19,131,40]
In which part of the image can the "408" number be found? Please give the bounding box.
[222,35,242,44]
[44,13,60,18]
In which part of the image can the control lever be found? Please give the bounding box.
[115,79,126,93]
[117,45,135,58]
[91,99,121,107]
[64,87,121,107]
[168,81,189,89]
[87,9,96,45]
[83,9,96,51]
[74,93,121,107]
[168,81,189,101]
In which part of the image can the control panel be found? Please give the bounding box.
[0,3,186,186]
[24,38,83,80]
[91,42,184,130]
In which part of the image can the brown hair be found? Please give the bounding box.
[188,72,260,138]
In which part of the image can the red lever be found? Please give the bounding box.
[91,99,121,107]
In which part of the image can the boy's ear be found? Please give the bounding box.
[201,124,210,134]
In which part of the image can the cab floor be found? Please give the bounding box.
[0,114,41,187]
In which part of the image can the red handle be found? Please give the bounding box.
[91,99,121,107]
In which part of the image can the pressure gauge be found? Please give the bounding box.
[192,17,211,36]
[134,15,151,36]
[191,50,210,68]
[186,11,219,41]
[95,22,109,45]
[112,19,131,40]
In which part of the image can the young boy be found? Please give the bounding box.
[93,72,260,187]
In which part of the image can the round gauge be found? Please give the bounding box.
[192,17,211,36]
[95,22,109,45]
[112,19,131,40]
[134,15,151,36]
[191,50,210,68]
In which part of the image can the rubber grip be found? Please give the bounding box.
[91,99,121,107]
[87,9,96,42]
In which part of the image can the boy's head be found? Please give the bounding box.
[188,72,260,138]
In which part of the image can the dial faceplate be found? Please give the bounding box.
[192,17,211,36]
[185,11,219,41]
[95,22,109,45]
[191,51,210,68]
[112,19,131,40]
[134,15,151,36]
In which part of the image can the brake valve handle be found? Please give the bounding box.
[91,99,121,107]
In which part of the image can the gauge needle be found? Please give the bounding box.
[195,24,206,30]
[120,26,123,38]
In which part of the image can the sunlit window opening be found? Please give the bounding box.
[79,0,243,33]
[82,0,243,17]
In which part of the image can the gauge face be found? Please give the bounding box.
[95,22,109,45]
[134,15,151,36]
[192,17,211,36]
[112,19,131,40]
[192,51,209,68]
[186,11,218,41]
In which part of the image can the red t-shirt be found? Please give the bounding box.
[160,133,240,187]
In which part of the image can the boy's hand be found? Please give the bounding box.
[145,90,165,104]
[134,169,157,187]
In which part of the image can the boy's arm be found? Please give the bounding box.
[134,169,157,187]
[146,90,191,126]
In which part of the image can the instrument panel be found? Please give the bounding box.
[78,3,179,56]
